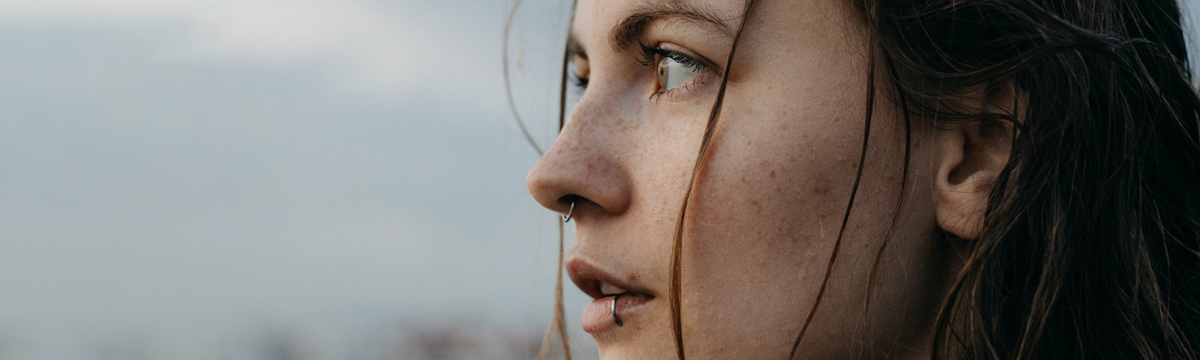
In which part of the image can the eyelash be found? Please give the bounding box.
[569,72,589,89]
[636,42,701,69]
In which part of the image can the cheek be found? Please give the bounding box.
[688,94,866,270]
[671,90,874,356]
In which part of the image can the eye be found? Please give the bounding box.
[569,57,590,90]
[570,71,589,89]
[656,55,705,91]
[638,42,713,100]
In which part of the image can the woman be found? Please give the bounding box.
[520,0,1200,359]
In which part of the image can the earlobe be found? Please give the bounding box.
[934,119,1012,240]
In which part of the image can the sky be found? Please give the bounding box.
[0,0,586,359]
[0,1,1197,359]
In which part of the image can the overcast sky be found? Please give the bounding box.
[0,0,587,359]
[0,1,1197,359]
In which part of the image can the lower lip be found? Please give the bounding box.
[581,293,653,333]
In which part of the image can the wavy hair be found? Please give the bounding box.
[864,0,1200,359]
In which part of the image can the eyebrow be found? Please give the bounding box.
[567,35,586,60]
[566,3,734,58]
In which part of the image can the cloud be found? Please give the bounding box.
[174,0,431,94]
[0,0,503,96]
[0,0,192,20]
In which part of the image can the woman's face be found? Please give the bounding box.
[527,0,958,358]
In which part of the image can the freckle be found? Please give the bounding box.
[789,155,797,163]
[813,178,833,195]
[769,170,776,178]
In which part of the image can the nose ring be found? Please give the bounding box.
[562,201,575,223]
[612,293,625,327]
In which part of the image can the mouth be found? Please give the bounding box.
[566,257,656,333]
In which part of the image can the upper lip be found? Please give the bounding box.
[565,257,655,300]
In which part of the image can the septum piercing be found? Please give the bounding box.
[562,201,575,223]
[612,293,625,327]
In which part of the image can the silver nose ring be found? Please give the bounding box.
[562,201,575,223]
[611,293,625,327]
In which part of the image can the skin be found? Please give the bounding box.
[527,0,1000,358]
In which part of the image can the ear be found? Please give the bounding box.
[934,93,1015,240]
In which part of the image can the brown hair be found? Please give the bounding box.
[864,0,1200,358]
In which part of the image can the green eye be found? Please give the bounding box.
[655,56,705,90]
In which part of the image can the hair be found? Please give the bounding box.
[869,0,1200,359]
[507,0,1200,359]
[864,0,1200,360]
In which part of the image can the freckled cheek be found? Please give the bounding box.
[677,138,858,334]
[680,130,865,275]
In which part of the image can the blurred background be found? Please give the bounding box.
[0,0,1196,359]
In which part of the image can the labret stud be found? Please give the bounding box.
[612,293,626,327]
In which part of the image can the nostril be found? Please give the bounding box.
[558,194,584,204]
[557,194,586,215]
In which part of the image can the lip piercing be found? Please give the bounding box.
[612,293,625,327]
[562,201,575,223]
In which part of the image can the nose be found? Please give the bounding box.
[526,98,632,221]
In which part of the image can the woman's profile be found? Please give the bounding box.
[516,0,1200,359]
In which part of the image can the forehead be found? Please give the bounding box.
[572,0,743,47]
